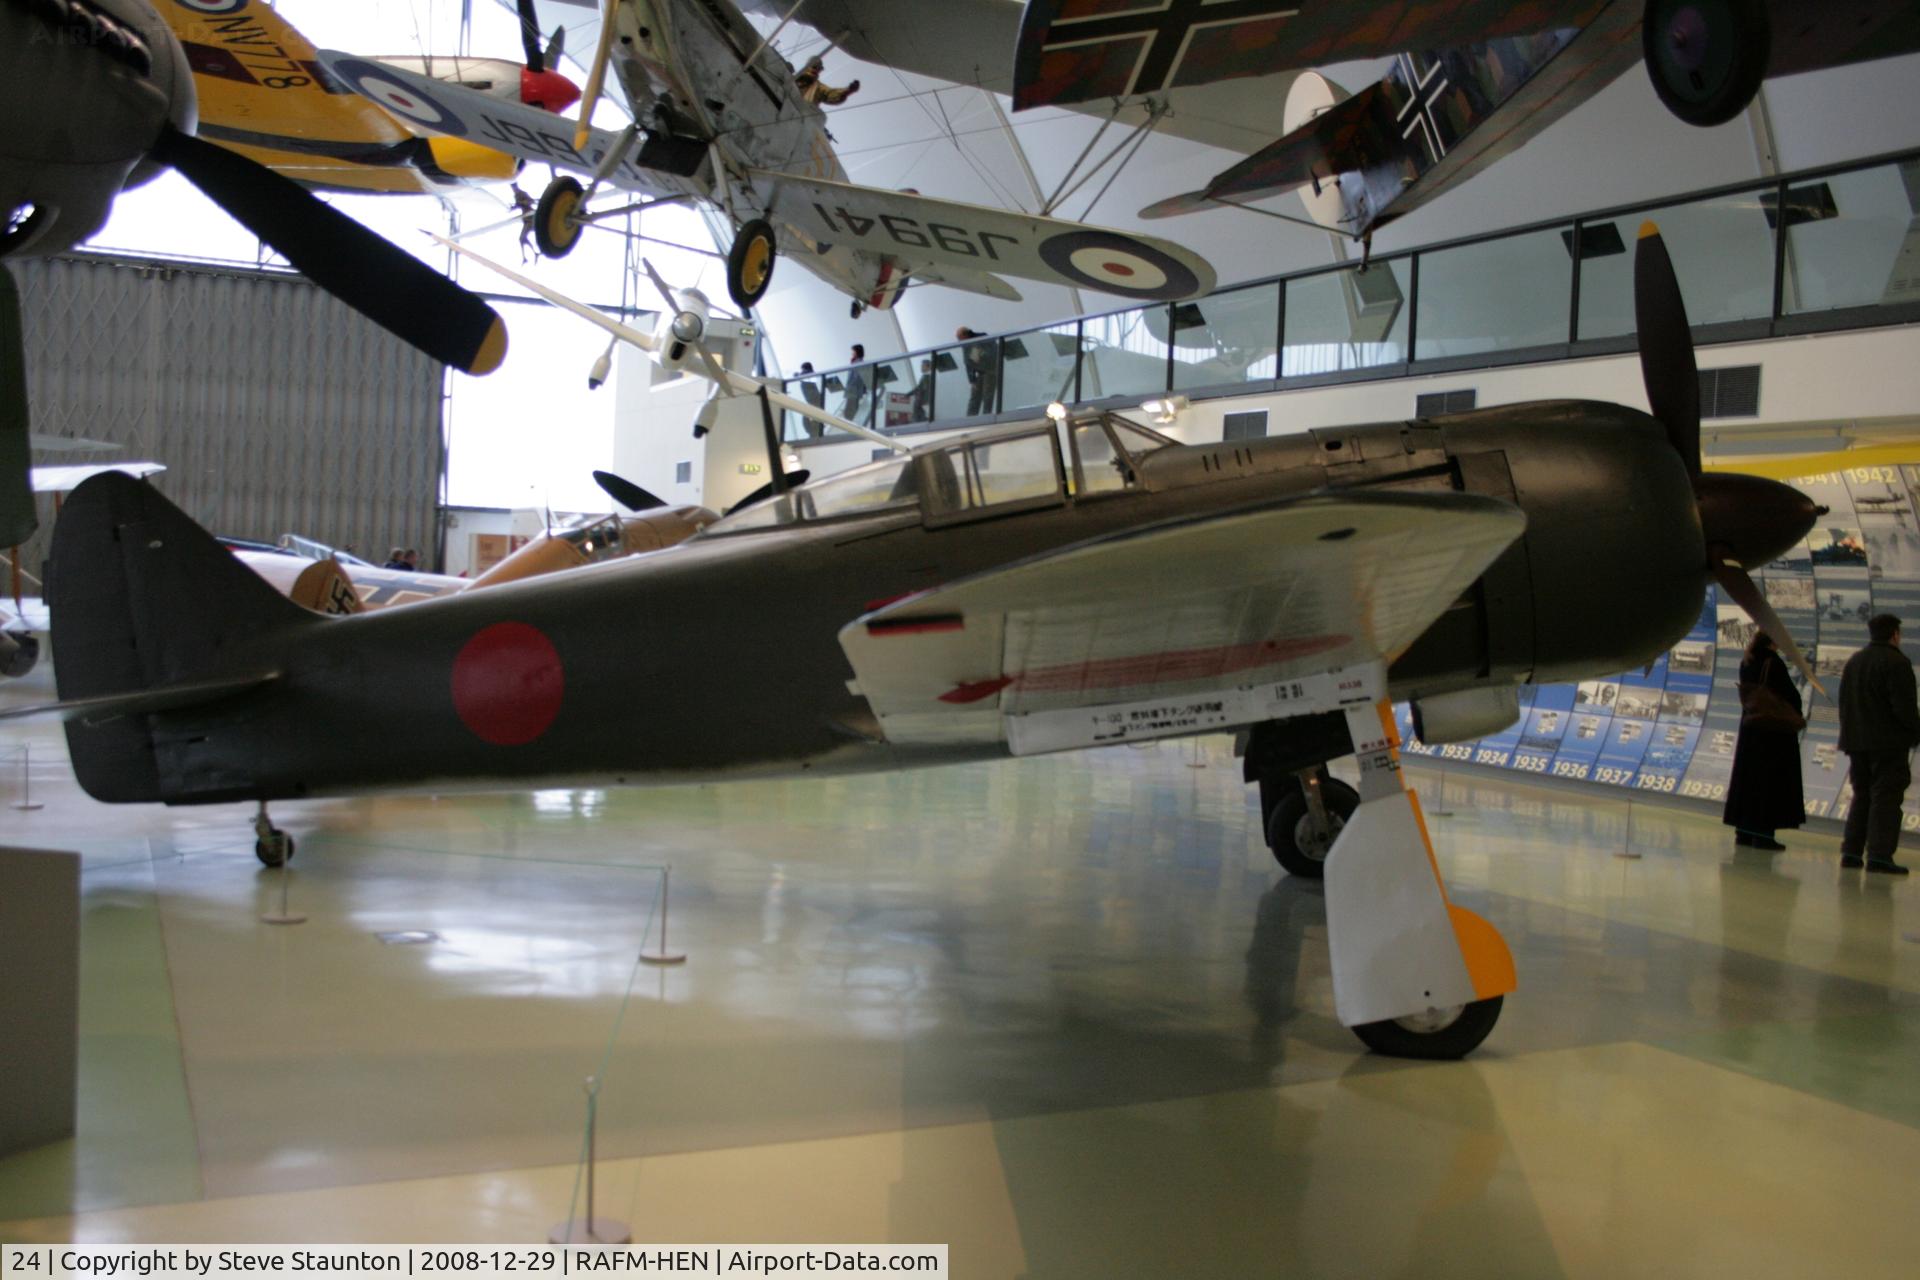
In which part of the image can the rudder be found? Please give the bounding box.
[51,472,316,801]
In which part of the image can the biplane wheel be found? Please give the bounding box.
[255,831,296,868]
[534,176,586,259]
[1267,776,1358,879]
[849,299,864,320]
[1351,996,1502,1060]
[726,218,776,310]
[1642,0,1769,127]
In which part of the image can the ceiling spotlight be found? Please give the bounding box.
[1140,394,1188,424]
[1045,401,1069,422]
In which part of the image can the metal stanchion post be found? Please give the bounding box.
[1615,796,1642,859]
[641,865,687,966]
[1428,763,1453,818]
[261,847,307,926]
[12,743,43,812]
[549,1076,632,1244]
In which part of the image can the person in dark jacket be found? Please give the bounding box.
[1838,612,1920,874]
[1724,630,1804,850]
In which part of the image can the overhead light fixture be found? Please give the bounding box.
[782,450,801,470]
[1045,401,1069,422]
[1140,394,1188,424]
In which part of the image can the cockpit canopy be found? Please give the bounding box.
[704,412,1174,535]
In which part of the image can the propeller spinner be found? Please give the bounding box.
[1634,221,1824,692]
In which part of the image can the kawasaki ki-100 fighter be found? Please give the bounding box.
[15,228,1820,1061]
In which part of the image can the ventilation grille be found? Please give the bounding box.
[1700,366,1761,418]
[1222,410,1268,441]
[675,461,692,483]
[1415,388,1477,417]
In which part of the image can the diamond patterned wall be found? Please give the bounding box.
[11,253,443,576]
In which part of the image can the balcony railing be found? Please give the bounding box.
[781,148,1920,445]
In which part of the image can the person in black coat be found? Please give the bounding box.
[1838,612,1920,874]
[1723,629,1805,851]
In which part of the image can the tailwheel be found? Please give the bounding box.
[849,299,865,320]
[253,802,296,868]
[534,176,586,259]
[726,218,776,310]
[1266,771,1359,879]
[1351,996,1503,1060]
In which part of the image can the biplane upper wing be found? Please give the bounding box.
[757,171,1217,302]
[838,489,1524,752]
[314,53,690,199]
[1011,0,1602,110]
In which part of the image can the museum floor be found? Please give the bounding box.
[2,662,1918,1279]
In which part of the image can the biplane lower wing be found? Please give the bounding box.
[756,170,1217,302]
[314,52,689,199]
[838,490,1525,752]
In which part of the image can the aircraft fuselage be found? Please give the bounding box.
[58,401,1712,806]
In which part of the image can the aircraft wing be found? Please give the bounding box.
[838,490,1524,753]
[1011,0,1606,110]
[757,171,1216,302]
[314,53,687,199]
[30,462,167,493]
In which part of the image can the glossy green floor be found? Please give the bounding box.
[2,666,1917,1275]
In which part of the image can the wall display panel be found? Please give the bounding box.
[1399,464,1920,834]
[12,255,443,575]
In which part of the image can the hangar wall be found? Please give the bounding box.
[12,253,444,574]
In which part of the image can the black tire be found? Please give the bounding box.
[1642,0,1769,128]
[1351,995,1503,1060]
[255,833,295,868]
[727,218,776,310]
[1266,776,1359,878]
[849,299,864,320]
[0,631,37,678]
[534,176,586,259]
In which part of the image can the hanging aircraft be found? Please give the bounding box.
[7,224,1820,1060]
[0,0,507,374]
[153,0,577,195]
[309,0,1219,314]
[1011,1,1920,243]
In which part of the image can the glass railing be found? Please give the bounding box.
[783,148,1920,444]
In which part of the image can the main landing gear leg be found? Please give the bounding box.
[1323,700,1513,1059]
[254,800,295,868]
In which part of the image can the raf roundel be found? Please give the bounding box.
[330,59,468,136]
[451,622,565,746]
[1038,230,1199,301]
[173,0,249,12]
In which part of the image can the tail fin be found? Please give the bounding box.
[51,472,316,801]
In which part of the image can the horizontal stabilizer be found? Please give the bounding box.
[0,670,281,725]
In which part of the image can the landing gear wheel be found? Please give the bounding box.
[726,218,776,310]
[254,831,295,868]
[1350,995,1503,1060]
[1642,0,1769,127]
[848,299,865,320]
[1267,776,1359,878]
[534,176,586,259]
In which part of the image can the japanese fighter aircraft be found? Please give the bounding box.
[312,0,1218,313]
[12,224,1819,1061]
[1012,1,1920,243]
[0,0,506,373]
